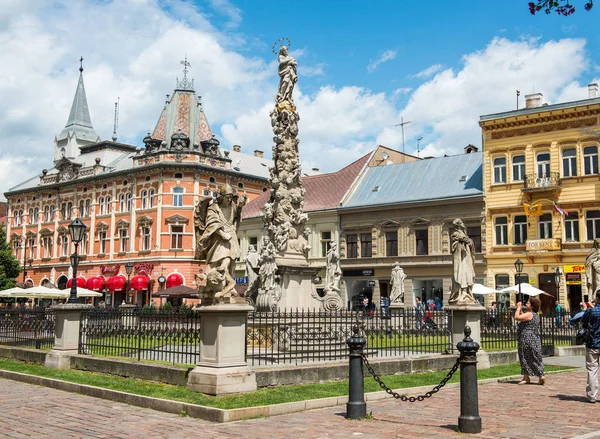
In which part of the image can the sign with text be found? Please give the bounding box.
[343,269,374,277]
[565,273,582,285]
[563,265,585,273]
[525,239,561,252]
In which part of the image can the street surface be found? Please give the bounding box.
[0,356,597,439]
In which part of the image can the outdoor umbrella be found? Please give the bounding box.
[151,285,198,299]
[0,287,27,297]
[58,288,103,298]
[472,283,498,295]
[499,283,553,297]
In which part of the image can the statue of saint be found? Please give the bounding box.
[245,244,260,295]
[276,45,298,103]
[389,262,406,303]
[324,242,342,293]
[449,218,477,304]
[585,238,600,296]
[258,236,278,292]
[195,184,247,301]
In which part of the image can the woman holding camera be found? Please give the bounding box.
[515,297,546,385]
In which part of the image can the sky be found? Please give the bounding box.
[1,0,600,200]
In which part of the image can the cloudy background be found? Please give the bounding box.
[0,0,597,199]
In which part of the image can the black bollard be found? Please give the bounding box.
[346,324,367,419]
[456,326,482,434]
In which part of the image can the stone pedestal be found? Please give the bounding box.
[389,303,405,328]
[445,303,490,369]
[187,304,256,396]
[275,264,323,310]
[45,304,92,370]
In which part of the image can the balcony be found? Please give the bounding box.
[523,172,560,191]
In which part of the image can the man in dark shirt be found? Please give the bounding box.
[580,291,600,403]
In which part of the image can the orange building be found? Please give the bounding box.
[4,63,270,306]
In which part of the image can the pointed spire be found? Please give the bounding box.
[57,58,99,143]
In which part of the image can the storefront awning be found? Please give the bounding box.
[86,276,105,292]
[166,273,184,288]
[106,276,126,292]
[67,277,86,289]
[130,275,150,291]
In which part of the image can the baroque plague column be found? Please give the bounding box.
[256,39,334,311]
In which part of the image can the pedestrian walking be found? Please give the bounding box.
[515,297,546,385]
[554,300,563,328]
[415,297,424,329]
[488,301,498,328]
[570,290,600,403]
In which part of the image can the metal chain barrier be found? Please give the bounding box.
[361,354,460,402]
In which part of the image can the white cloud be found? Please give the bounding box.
[411,64,443,78]
[207,0,243,28]
[367,49,397,73]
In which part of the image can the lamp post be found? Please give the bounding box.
[67,218,87,304]
[125,262,134,304]
[17,236,27,285]
[554,267,562,303]
[514,258,524,305]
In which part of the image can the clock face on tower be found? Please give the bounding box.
[158,276,166,284]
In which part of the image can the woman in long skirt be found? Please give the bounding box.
[515,297,545,385]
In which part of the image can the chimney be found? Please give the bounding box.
[312,168,319,172]
[254,150,264,158]
[464,144,478,154]
[589,83,598,99]
[233,145,241,152]
[525,93,543,109]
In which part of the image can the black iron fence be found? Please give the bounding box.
[0,308,55,350]
[247,308,452,367]
[480,310,579,354]
[79,308,201,365]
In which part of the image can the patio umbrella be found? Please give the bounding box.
[0,287,27,297]
[151,285,198,299]
[472,283,498,295]
[499,283,553,297]
[58,288,103,298]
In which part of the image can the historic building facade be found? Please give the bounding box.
[479,86,600,313]
[4,64,270,306]
[338,147,485,310]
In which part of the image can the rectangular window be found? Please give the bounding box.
[584,146,599,175]
[562,148,577,177]
[99,231,107,254]
[249,236,258,249]
[537,152,550,177]
[586,210,600,241]
[105,197,112,214]
[28,238,35,259]
[385,231,398,257]
[415,229,428,255]
[173,188,183,207]
[119,195,126,212]
[142,227,151,251]
[467,226,482,253]
[538,213,553,239]
[149,189,155,208]
[61,235,69,257]
[513,215,528,245]
[493,157,506,184]
[85,199,91,217]
[98,197,105,215]
[495,217,508,245]
[42,237,52,258]
[119,229,129,253]
[346,234,358,258]
[321,231,332,257]
[80,233,88,255]
[360,233,372,257]
[126,193,132,212]
[171,225,183,249]
[564,213,579,242]
[512,155,525,182]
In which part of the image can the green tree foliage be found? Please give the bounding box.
[528,0,593,15]
[0,224,21,290]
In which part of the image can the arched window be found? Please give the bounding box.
[493,157,506,184]
[584,146,599,175]
[173,187,183,207]
[149,189,155,208]
[98,197,105,215]
[28,208,34,224]
[126,193,132,211]
[44,206,50,222]
[105,196,112,214]
[67,202,73,220]
[33,207,39,223]
[141,190,148,209]
[119,194,126,212]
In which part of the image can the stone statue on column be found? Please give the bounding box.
[389,262,406,304]
[448,218,477,305]
[194,184,247,304]
[585,238,600,296]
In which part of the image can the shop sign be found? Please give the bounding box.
[343,269,374,277]
[565,273,582,285]
[563,265,585,273]
[100,264,121,275]
[235,277,248,285]
[525,239,561,252]
[135,263,154,275]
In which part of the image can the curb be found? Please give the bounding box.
[0,367,580,423]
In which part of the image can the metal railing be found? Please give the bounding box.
[0,308,55,350]
[247,308,452,367]
[480,310,578,354]
[79,308,201,365]
[523,172,560,189]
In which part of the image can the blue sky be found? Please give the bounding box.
[1,0,599,198]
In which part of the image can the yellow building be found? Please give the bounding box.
[480,86,600,314]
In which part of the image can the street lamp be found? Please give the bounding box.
[554,267,562,303]
[514,258,524,304]
[17,237,27,285]
[67,218,87,304]
[125,262,134,304]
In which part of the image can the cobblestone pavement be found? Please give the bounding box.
[0,369,598,439]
